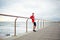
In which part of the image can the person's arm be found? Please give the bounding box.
[30,16,32,19]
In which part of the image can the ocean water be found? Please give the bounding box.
[0,21,49,38]
[0,21,41,38]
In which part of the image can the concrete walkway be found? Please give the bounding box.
[13,22,60,40]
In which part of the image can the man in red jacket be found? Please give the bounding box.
[30,13,36,32]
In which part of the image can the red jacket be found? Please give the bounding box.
[30,15,35,23]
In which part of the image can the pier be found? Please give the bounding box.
[0,14,60,40]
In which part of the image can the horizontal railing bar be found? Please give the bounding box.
[0,14,28,18]
[0,14,40,20]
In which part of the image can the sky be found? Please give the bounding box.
[0,0,60,21]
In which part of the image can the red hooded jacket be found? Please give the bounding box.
[30,15,35,23]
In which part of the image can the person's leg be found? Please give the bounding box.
[33,22,36,32]
[33,26,36,30]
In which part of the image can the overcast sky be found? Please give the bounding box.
[0,0,60,21]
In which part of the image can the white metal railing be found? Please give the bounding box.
[0,14,45,36]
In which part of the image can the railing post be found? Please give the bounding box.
[14,17,17,36]
[37,20,39,29]
[39,20,41,28]
[26,19,28,32]
[43,20,44,28]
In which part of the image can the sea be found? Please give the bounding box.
[0,21,48,38]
